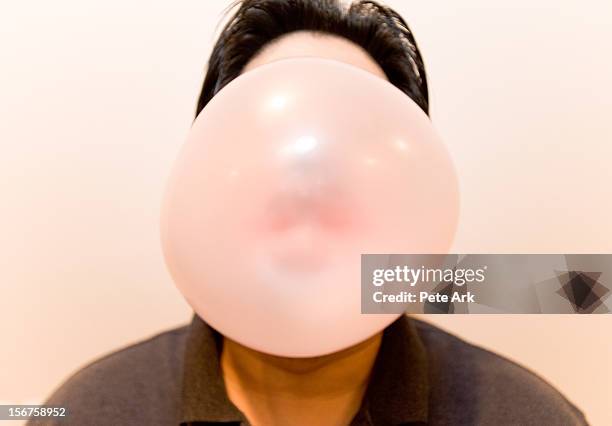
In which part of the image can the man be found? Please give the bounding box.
[37,1,587,425]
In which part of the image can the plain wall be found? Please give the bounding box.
[0,1,610,425]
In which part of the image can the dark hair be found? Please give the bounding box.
[196,0,429,117]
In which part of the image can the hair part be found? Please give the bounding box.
[196,0,429,116]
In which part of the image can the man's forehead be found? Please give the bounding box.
[242,30,388,80]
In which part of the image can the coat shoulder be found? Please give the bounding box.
[413,319,589,426]
[33,325,189,426]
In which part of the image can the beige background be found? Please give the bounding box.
[1,1,611,425]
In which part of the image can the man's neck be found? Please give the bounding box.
[220,333,382,426]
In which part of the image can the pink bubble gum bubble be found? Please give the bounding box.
[161,58,460,357]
